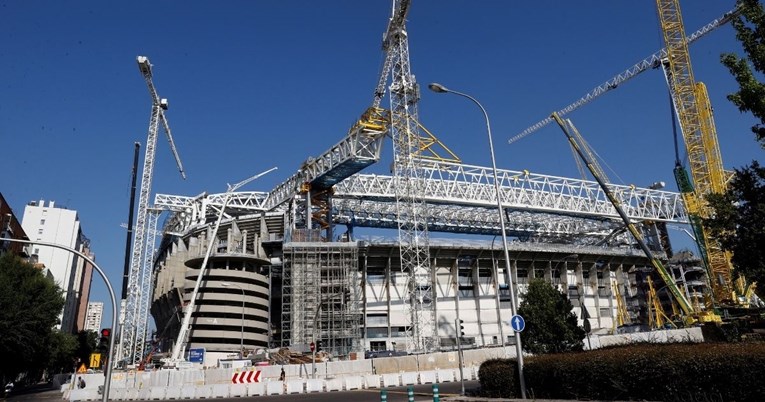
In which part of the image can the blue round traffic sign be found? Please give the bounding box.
[509,314,525,332]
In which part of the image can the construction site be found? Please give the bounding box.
[109,0,764,370]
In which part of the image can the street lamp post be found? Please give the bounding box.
[428,82,527,399]
[221,282,245,357]
[1,238,118,402]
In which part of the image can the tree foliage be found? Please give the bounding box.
[0,253,67,384]
[517,279,586,354]
[705,162,765,295]
[721,0,765,147]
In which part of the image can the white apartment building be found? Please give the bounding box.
[84,301,103,332]
[21,199,89,332]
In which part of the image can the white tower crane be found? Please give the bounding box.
[119,56,186,366]
[374,0,436,353]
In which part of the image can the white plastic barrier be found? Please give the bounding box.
[180,385,195,399]
[286,379,304,394]
[137,387,151,400]
[382,373,400,387]
[437,369,454,382]
[194,385,213,398]
[419,370,436,384]
[110,388,126,400]
[471,365,480,380]
[68,389,100,401]
[151,370,170,387]
[247,382,265,396]
[266,381,284,395]
[125,388,140,400]
[164,385,182,399]
[344,376,362,390]
[325,378,343,391]
[212,383,229,398]
[306,379,324,392]
[401,372,418,385]
[229,383,247,397]
[148,386,165,400]
[364,374,381,389]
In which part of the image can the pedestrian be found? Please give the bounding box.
[279,368,285,381]
[77,376,86,389]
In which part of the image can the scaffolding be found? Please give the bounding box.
[282,232,361,357]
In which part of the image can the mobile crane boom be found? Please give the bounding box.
[551,113,721,324]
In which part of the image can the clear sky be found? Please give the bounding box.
[1,1,762,331]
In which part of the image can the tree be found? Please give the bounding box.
[517,279,586,354]
[705,0,765,298]
[721,0,765,147]
[74,330,99,368]
[0,253,66,385]
[705,162,765,296]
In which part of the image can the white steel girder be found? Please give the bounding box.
[333,161,688,223]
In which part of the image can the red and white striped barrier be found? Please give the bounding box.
[231,369,261,384]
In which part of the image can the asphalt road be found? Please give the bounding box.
[5,380,480,402]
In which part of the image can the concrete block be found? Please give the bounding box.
[246,382,265,396]
[266,381,283,395]
[364,374,381,389]
[212,384,229,398]
[419,370,436,384]
[148,386,165,400]
[285,379,304,394]
[344,376,362,390]
[194,385,213,398]
[325,378,343,391]
[229,383,247,397]
[437,369,454,382]
[164,386,182,399]
[401,372,418,385]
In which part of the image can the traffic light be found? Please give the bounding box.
[98,328,111,355]
[458,319,465,337]
[316,340,323,352]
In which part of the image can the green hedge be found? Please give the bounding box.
[479,342,765,401]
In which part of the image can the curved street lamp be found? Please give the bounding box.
[1,237,118,402]
[428,82,527,399]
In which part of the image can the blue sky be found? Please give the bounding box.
[1,1,762,330]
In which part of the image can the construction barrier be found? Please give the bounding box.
[247,382,266,396]
[437,369,454,383]
[229,383,247,397]
[325,377,343,391]
[212,383,229,398]
[164,386,182,399]
[306,378,324,392]
[382,373,399,387]
[419,370,436,384]
[285,379,304,394]
[266,380,283,395]
[401,371,418,385]
[344,375,362,390]
[193,384,213,398]
[149,386,165,399]
[364,374,381,388]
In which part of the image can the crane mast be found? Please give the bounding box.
[120,56,186,366]
[655,0,734,304]
[379,0,436,352]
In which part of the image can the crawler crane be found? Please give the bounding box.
[655,0,757,308]
[552,113,720,325]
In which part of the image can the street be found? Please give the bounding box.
[5,380,480,402]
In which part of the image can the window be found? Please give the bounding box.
[37,228,43,234]
[40,219,46,225]
[34,248,39,255]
